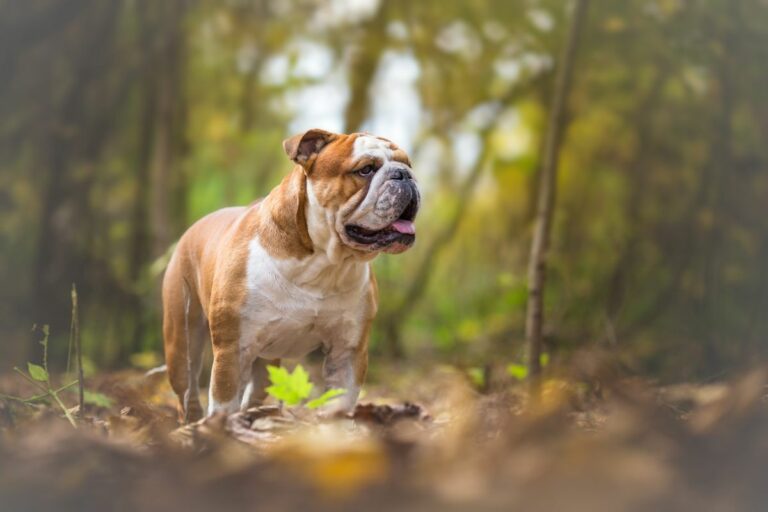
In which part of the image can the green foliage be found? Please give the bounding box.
[1,323,113,427]
[129,351,163,371]
[507,364,528,381]
[306,389,347,410]
[4,326,79,428]
[506,353,551,381]
[83,390,113,408]
[468,367,485,388]
[27,362,48,382]
[3,0,768,380]
[265,365,313,406]
[265,365,345,409]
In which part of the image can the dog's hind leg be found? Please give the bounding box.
[241,358,280,410]
[183,289,207,423]
[163,257,190,422]
[164,253,207,423]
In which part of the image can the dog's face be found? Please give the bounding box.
[283,129,420,255]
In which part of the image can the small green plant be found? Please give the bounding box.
[1,325,79,427]
[1,316,113,427]
[506,353,551,381]
[265,364,345,409]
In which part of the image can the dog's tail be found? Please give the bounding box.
[144,364,167,378]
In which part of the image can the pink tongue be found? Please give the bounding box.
[390,219,415,235]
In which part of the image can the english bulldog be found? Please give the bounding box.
[162,129,419,422]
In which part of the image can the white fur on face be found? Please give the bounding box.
[352,135,394,163]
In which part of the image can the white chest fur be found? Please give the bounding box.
[238,238,370,362]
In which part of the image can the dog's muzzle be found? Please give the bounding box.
[344,165,420,252]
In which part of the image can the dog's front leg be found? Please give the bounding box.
[321,343,368,414]
[207,308,243,416]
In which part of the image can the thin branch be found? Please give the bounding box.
[0,381,79,405]
[525,0,590,391]
[51,391,78,428]
[12,367,49,394]
[29,381,80,403]
[72,284,84,416]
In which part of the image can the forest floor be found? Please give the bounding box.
[1,353,767,512]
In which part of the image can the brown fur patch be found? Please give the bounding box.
[256,168,314,259]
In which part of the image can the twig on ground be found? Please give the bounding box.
[71,284,85,416]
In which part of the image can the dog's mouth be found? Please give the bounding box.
[345,198,418,246]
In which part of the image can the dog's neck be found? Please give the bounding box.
[254,167,370,294]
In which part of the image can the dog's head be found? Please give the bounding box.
[283,128,420,256]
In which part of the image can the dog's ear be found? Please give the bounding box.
[282,129,337,171]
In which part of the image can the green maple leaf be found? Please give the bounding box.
[306,388,346,409]
[265,365,314,406]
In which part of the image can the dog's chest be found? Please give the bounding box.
[238,240,369,360]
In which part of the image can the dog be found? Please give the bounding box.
[162,129,420,422]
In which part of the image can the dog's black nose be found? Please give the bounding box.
[389,167,411,180]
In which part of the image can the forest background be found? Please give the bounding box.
[2,0,767,386]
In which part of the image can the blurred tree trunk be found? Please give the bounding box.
[525,0,589,384]
[147,0,189,259]
[29,1,122,359]
[240,55,273,195]
[343,2,389,132]
[120,0,189,360]
[699,15,736,369]
[604,68,670,339]
[0,1,81,101]
[240,65,260,133]
[126,4,160,358]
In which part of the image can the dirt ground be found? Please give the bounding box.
[1,355,767,512]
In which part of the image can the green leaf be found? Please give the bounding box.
[129,351,162,370]
[27,362,48,382]
[306,388,346,409]
[540,353,550,367]
[265,365,314,406]
[83,390,113,408]
[506,363,528,381]
[467,367,485,388]
[503,284,529,309]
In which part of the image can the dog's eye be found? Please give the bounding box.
[356,164,377,177]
